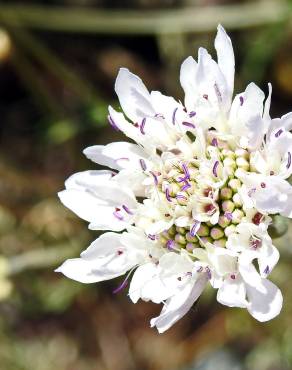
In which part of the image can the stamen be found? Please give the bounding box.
[212,161,219,177]
[148,234,156,241]
[205,267,212,279]
[224,212,233,221]
[122,205,133,215]
[214,83,222,102]
[248,188,256,197]
[230,274,236,280]
[139,159,147,171]
[182,121,196,129]
[197,266,203,273]
[172,107,178,125]
[263,265,270,275]
[149,171,158,186]
[260,182,266,188]
[190,221,201,237]
[250,236,262,250]
[112,279,128,294]
[166,240,174,250]
[287,152,291,169]
[239,96,244,106]
[203,94,208,100]
[140,118,146,135]
[189,111,196,118]
[181,181,191,191]
[211,138,218,147]
[275,129,283,138]
[108,115,120,131]
[113,209,124,221]
[176,194,187,200]
[165,188,172,202]
[182,163,190,180]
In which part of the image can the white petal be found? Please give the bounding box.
[215,24,234,100]
[129,263,173,304]
[239,255,283,322]
[180,56,198,110]
[217,275,247,308]
[83,142,149,171]
[114,68,155,122]
[258,244,279,277]
[150,274,208,333]
[56,232,140,283]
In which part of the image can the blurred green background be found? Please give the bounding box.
[0,0,292,369]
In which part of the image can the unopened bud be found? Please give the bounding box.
[220,187,233,200]
[175,233,186,244]
[218,214,231,228]
[235,148,249,159]
[223,157,236,168]
[228,178,241,192]
[224,224,236,237]
[232,209,244,224]
[199,236,212,245]
[197,224,210,237]
[232,193,242,207]
[176,226,186,234]
[222,200,235,212]
[213,237,227,248]
[236,157,249,170]
[186,232,198,243]
[210,226,224,240]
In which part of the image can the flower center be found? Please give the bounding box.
[151,139,253,252]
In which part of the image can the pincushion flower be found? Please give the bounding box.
[56,25,292,333]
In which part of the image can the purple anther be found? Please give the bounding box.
[189,111,196,118]
[197,266,203,273]
[186,271,192,277]
[190,221,201,237]
[211,138,218,147]
[165,188,172,202]
[212,161,219,177]
[148,234,156,241]
[140,117,146,135]
[155,113,165,119]
[263,265,270,275]
[166,240,175,250]
[203,94,208,100]
[115,157,130,165]
[182,121,196,129]
[139,158,147,171]
[239,96,244,106]
[172,107,178,125]
[113,210,124,221]
[214,83,222,101]
[176,194,187,200]
[149,171,158,185]
[275,129,283,138]
[287,152,291,169]
[248,187,256,197]
[112,279,128,294]
[230,274,236,280]
[122,205,133,215]
[181,181,191,191]
[108,115,120,131]
[182,163,190,180]
[205,267,212,280]
[224,212,233,221]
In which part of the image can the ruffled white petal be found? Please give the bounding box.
[217,275,247,308]
[150,274,208,333]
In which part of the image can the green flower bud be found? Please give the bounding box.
[222,200,235,212]
[224,224,236,237]
[175,233,186,244]
[197,224,210,237]
[186,232,198,243]
[232,193,242,207]
[220,187,233,200]
[228,178,241,192]
[213,237,227,248]
[210,226,225,240]
[218,214,231,228]
[236,157,249,170]
[199,236,212,245]
[232,209,244,224]
[235,148,249,159]
[176,226,186,234]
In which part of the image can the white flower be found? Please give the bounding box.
[56,25,292,333]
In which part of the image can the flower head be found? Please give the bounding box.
[56,25,292,333]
